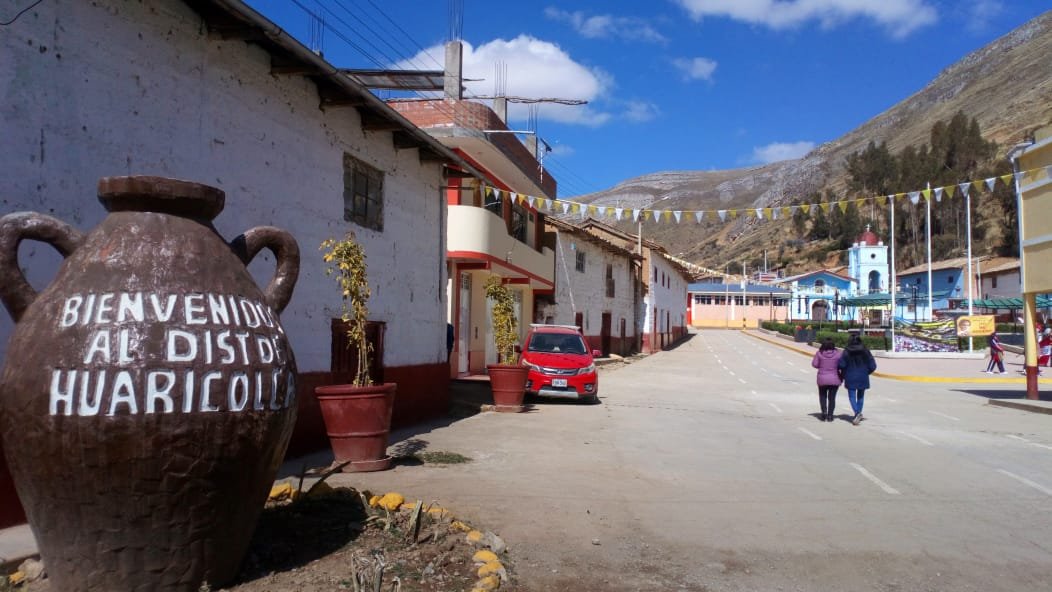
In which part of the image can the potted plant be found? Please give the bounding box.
[314,233,397,472]
[484,276,529,412]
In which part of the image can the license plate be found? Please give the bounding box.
[552,378,568,387]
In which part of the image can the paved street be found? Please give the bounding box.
[334,329,1052,592]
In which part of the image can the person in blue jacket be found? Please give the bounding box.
[838,334,877,425]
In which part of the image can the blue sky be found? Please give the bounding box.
[245,1,1049,197]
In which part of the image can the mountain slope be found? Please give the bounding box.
[574,10,1052,272]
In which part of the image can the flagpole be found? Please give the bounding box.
[889,196,896,353]
[965,185,974,353]
[926,182,933,321]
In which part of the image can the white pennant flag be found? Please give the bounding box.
[958,182,971,198]
[614,207,623,221]
[1014,171,1025,183]
[561,202,570,215]
[717,210,727,222]
[771,208,778,220]
[984,177,996,191]
[934,187,943,202]
[695,211,704,223]
[633,209,641,222]
[908,191,920,205]
[790,205,799,215]
[527,196,535,208]
[754,208,763,219]
[673,210,682,224]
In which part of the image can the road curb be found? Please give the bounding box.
[988,399,1052,415]
[740,330,1050,384]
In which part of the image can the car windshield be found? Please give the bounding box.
[528,333,586,354]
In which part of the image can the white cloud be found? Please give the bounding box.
[752,141,815,164]
[622,100,661,122]
[544,7,667,43]
[672,57,718,81]
[963,0,1003,33]
[675,0,938,38]
[395,37,612,126]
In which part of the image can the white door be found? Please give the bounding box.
[458,272,471,374]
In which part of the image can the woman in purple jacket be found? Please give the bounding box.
[811,338,842,422]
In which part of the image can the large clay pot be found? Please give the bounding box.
[0,176,300,591]
[315,383,396,472]
[486,364,528,412]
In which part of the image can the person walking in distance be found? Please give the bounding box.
[811,338,842,422]
[838,334,877,426]
[985,330,1005,374]
[1038,328,1051,375]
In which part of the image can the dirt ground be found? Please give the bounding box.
[7,485,511,592]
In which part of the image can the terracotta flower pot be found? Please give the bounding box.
[0,176,300,591]
[486,364,528,412]
[315,382,396,472]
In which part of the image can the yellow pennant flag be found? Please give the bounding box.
[643,210,652,221]
[587,205,597,216]
[819,202,830,213]
[895,193,906,201]
[945,185,956,199]
[875,195,887,207]
[536,197,546,209]
[781,207,791,217]
[921,188,931,201]
[571,202,580,214]
[763,208,773,220]
[801,204,811,214]
[728,209,738,219]
[663,210,673,222]
[837,200,848,213]
[1000,173,1014,187]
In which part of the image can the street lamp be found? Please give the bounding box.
[911,281,920,323]
[835,289,840,332]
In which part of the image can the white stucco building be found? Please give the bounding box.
[539,218,640,356]
[0,0,486,440]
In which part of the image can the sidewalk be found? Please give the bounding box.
[744,328,1052,410]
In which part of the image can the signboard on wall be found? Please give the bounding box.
[955,315,995,337]
[1016,125,1052,293]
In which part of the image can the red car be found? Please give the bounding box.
[520,324,600,403]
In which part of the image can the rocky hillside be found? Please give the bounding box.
[574,10,1052,274]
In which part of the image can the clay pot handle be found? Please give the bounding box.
[230,227,300,313]
[0,212,85,322]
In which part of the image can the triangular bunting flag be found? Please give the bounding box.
[673,211,682,223]
[984,177,996,192]
[632,209,640,222]
[642,210,651,222]
[484,187,494,201]
[587,205,597,216]
[717,210,727,222]
[945,185,956,199]
[934,187,943,202]
[571,203,581,214]
[837,201,848,213]
[921,188,931,202]
[728,209,738,219]
[800,204,810,214]
[561,202,570,215]
[1015,171,1026,183]
[875,195,887,207]
[615,207,624,221]
[1000,173,1013,187]
[527,196,535,208]
[819,202,830,213]
[764,208,773,220]
[782,207,792,217]
[542,198,551,211]
[789,205,799,215]
[695,211,704,223]
[755,208,763,219]
[605,206,615,218]
[663,210,673,222]
[908,191,920,205]
[958,182,971,198]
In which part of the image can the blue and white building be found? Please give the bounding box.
[785,228,890,324]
